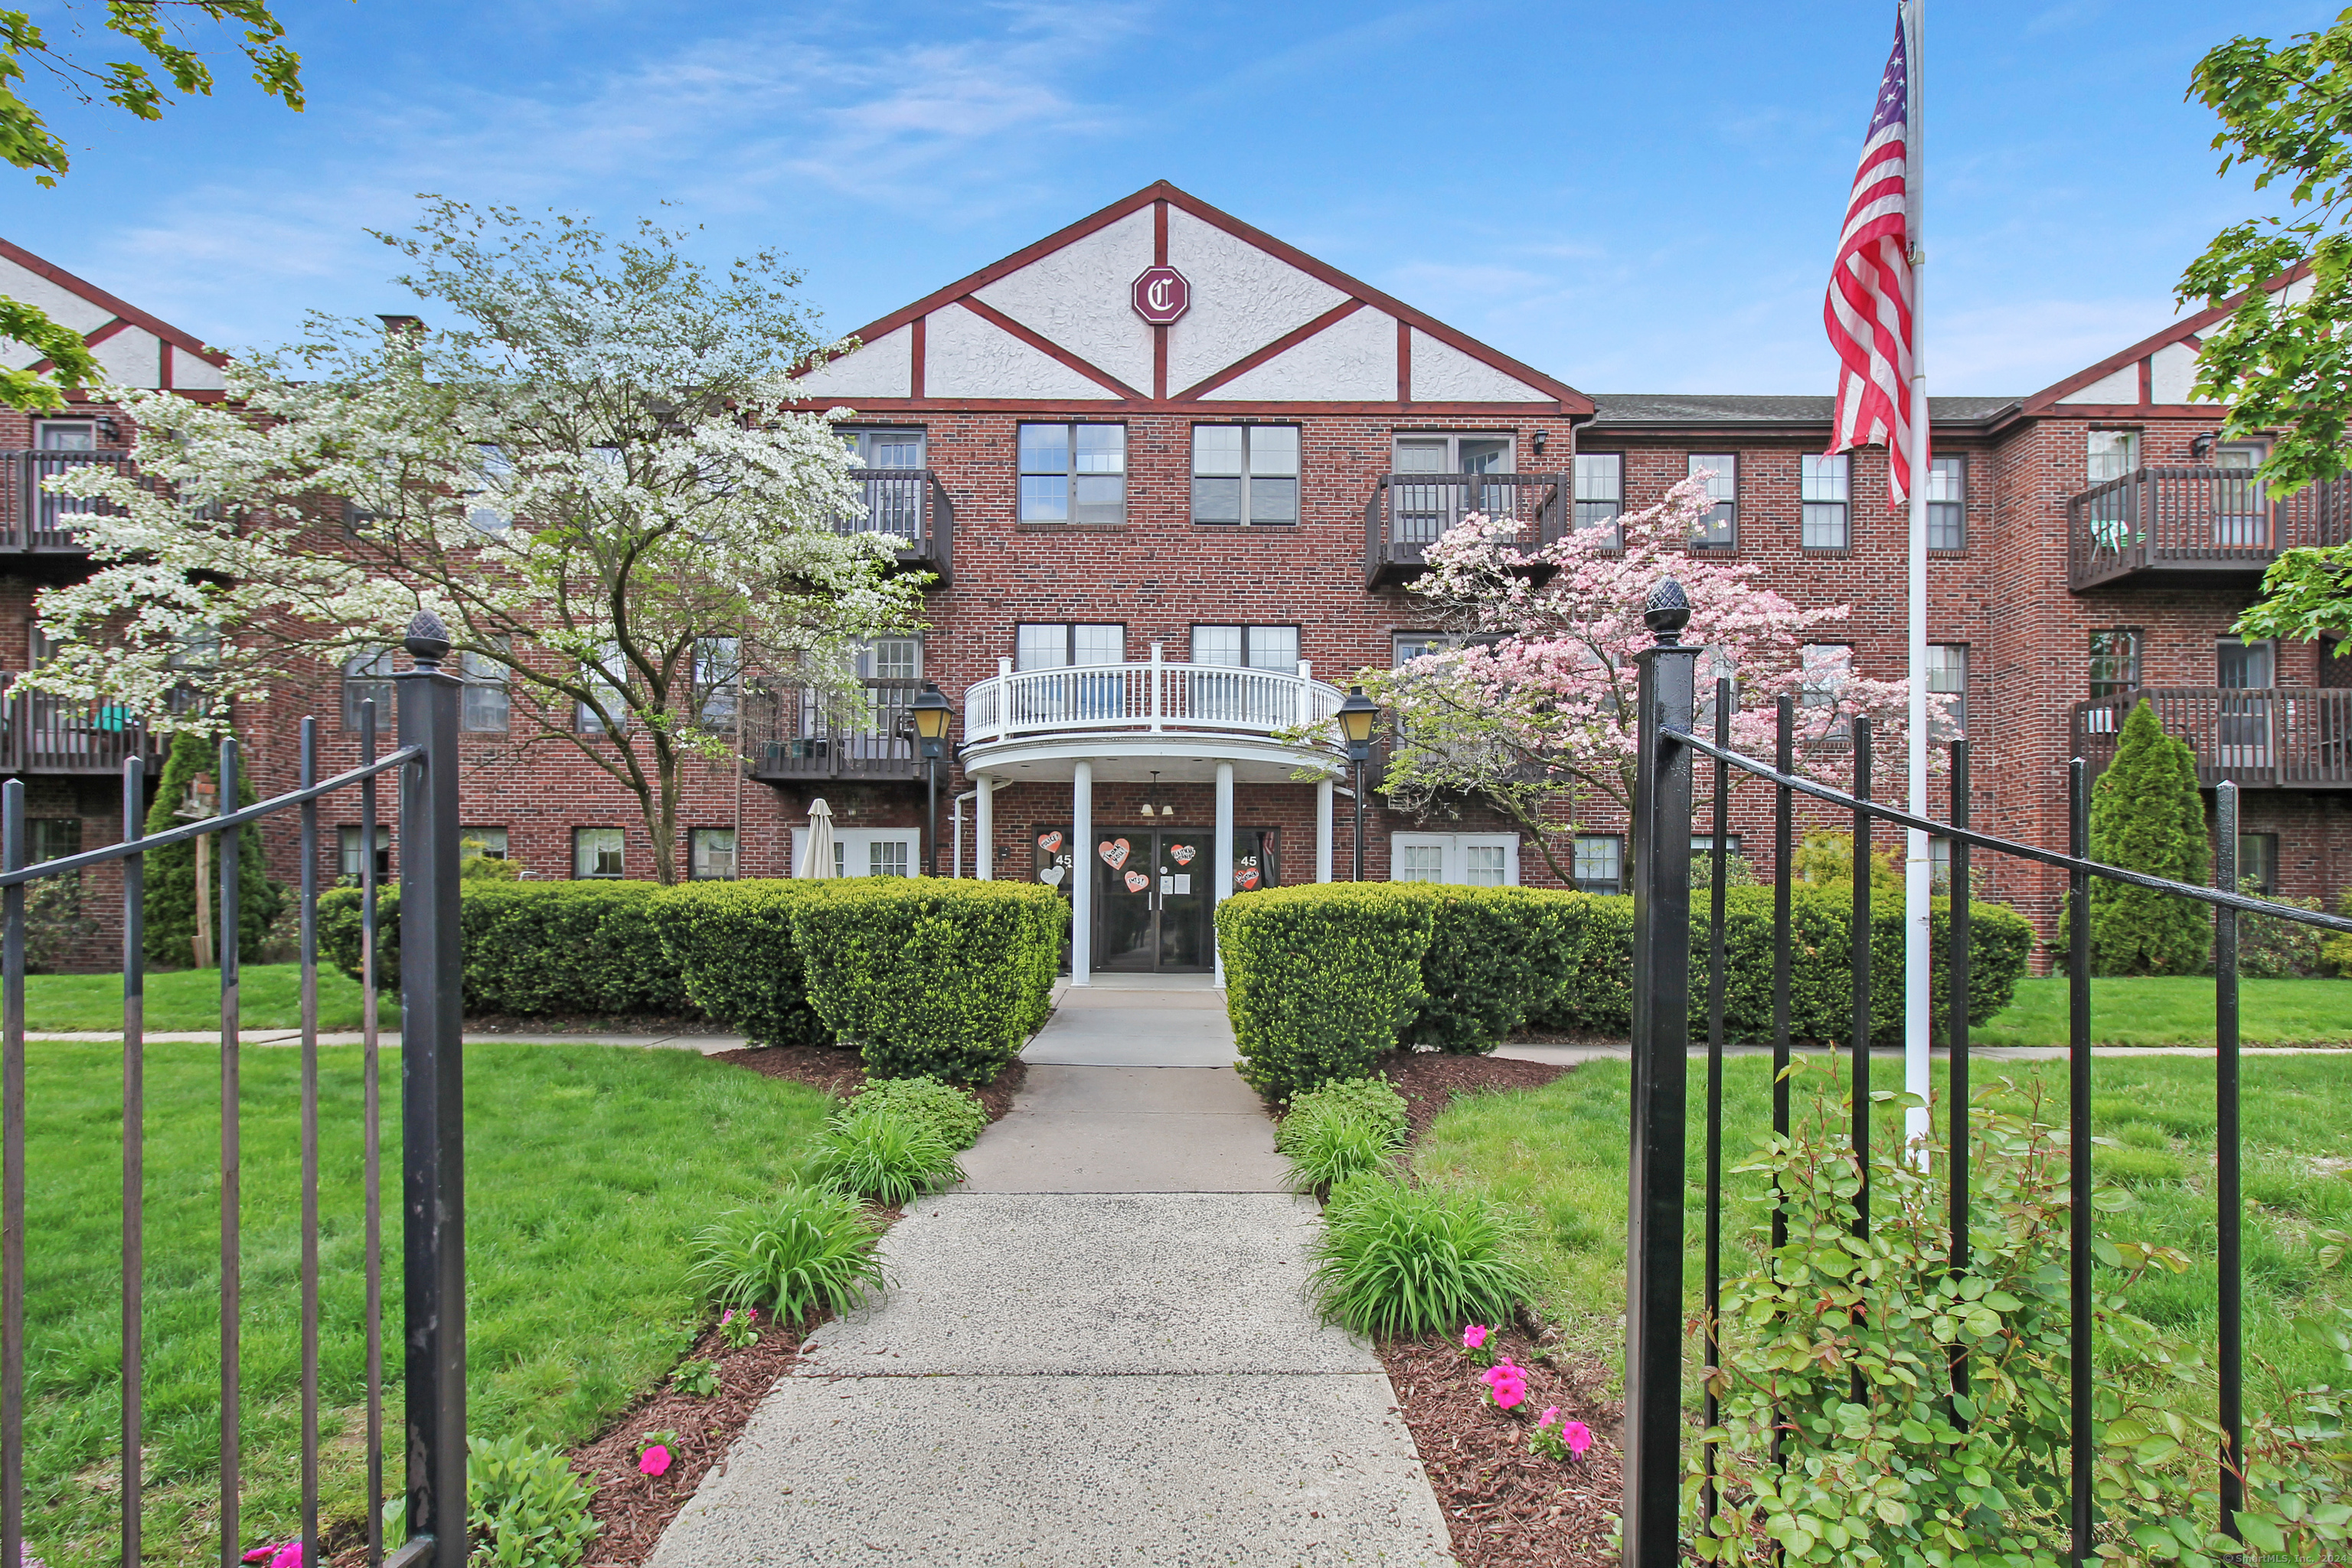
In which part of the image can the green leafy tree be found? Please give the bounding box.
[2,1,309,409]
[2059,700,2210,976]
[142,726,283,967]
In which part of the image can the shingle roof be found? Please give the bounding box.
[1587,393,2017,426]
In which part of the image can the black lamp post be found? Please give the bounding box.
[1335,685,1380,881]
[909,681,953,877]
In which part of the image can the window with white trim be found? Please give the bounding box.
[340,825,392,881]
[1801,644,1853,740]
[462,828,508,861]
[343,648,395,732]
[2087,430,2139,485]
[1926,644,1967,740]
[791,825,919,879]
[1573,452,1622,541]
[461,641,510,733]
[1016,624,1123,669]
[1573,835,1622,894]
[690,827,737,880]
[1690,453,1736,548]
[1191,425,1298,525]
[1388,832,1519,887]
[1801,453,1849,549]
[1019,423,1125,524]
[1191,626,1300,671]
[573,827,625,879]
[1926,456,1966,550]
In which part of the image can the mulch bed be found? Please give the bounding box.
[709,1044,1027,1122]
[1379,1326,1624,1568]
[1376,1050,1571,1142]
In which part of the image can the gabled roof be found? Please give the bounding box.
[0,237,230,398]
[2018,264,2308,417]
[786,181,1592,417]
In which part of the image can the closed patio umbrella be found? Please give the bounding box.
[799,796,838,879]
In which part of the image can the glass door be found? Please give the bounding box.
[2218,639,2275,769]
[1094,831,1157,972]
[1155,831,1210,970]
[2214,441,2269,548]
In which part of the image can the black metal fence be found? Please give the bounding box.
[0,612,469,1568]
[1622,579,2352,1566]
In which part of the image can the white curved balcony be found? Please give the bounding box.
[964,653,1345,750]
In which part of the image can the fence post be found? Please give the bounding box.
[1624,580,1697,1568]
[395,612,466,1568]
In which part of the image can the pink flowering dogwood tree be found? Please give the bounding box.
[1360,473,1929,885]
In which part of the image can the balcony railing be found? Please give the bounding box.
[1363,472,1568,587]
[743,678,923,782]
[2,449,149,551]
[963,652,1345,747]
[2066,466,2352,591]
[835,469,952,586]
[0,689,167,775]
[2072,687,2352,789]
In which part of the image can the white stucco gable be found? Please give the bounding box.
[926,303,1116,399]
[973,207,1155,394]
[1163,206,1348,394]
[0,237,230,392]
[795,325,913,400]
[1207,307,1397,401]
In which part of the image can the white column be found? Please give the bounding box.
[1213,760,1234,988]
[1315,776,1334,883]
[975,776,994,881]
[1071,761,1093,987]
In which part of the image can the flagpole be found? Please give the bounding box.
[1903,0,1933,1158]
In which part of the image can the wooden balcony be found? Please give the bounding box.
[2,449,149,553]
[836,469,952,586]
[0,689,167,776]
[743,678,923,784]
[2071,687,2352,790]
[2066,466,2352,592]
[1363,473,1568,588]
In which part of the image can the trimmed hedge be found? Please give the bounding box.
[787,878,1062,1083]
[317,881,689,1018]
[1219,884,2034,1088]
[644,880,828,1046]
[1216,884,1436,1096]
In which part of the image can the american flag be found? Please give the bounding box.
[1825,11,1919,505]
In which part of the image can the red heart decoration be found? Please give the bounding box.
[1124,869,1150,893]
[1100,838,1129,869]
[1236,867,1260,890]
[1169,844,1196,865]
[1037,831,1063,853]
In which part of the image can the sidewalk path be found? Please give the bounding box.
[650,976,1453,1567]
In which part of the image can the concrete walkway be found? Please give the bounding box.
[650,982,1452,1568]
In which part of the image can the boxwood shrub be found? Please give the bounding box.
[787,877,1062,1083]
[1216,884,1436,1096]
[645,880,828,1046]
[1396,885,1584,1053]
[317,881,690,1018]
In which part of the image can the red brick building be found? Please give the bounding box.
[4,184,2337,975]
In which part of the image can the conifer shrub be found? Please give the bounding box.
[2059,699,2210,975]
[142,727,285,966]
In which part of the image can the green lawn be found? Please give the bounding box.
[24,1039,835,1567]
[21,963,394,1034]
[1416,1052,2352,1416]
[1976,974,2352,1047]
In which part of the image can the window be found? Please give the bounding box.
[1191,425,1299,525]
[1692,833,1744,858]
[1801,644,1852,739]
[856,636,922,681]
[1573,835,1623,895]
[843,429,925,469]
[461,641,510,733]
[1690,454,1736,548]
[867,839,910,877]
[841,430,929,536]
[2219,638,2275,689]
[2087,430,2140,485]
[2088,629,2141,701]
[466,445,513,534]
[1926,644,1968,740]
[1391,434,1516,545]
[694,636,740,728]
[1801,453,1850,549]
[573,827,625,880]
[28,819,79,864]
[1695,645,1738,728]
[1016,624,1124,670]
[461,828,508,861]
[1926,456,1966,550]
[1191,626,1300,671]
[339,825,392,881]
[1929,835,1952,891]
[690,827,737,880]
[2237,832,2279,896]
[1392,632,1463,665]
[1389,832,1520,887]
[342,648,396,732]
[1393,433,1513,473]
[1573,452,1623,541]
[577,645,626,734]
[1019,423,1125,524]
[792,827,917,878]
[36,421,95,451]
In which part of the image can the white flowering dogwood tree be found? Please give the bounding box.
[32,201,926,882]
[1361,474,1928,884]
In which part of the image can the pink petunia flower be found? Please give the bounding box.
[1478,1360,1527,1410]
[639,1445,672,1477]
[1563,1420,1592,1456]
[1462,1324,1488,1351]
[241,1547,300,1568]
[1539,1406,1560,1427]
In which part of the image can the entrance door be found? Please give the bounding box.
[1092,830,1213,973]
[2213,441,2270,548]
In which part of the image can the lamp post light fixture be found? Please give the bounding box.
[1334,685,1380,882]
[909,681,953,876]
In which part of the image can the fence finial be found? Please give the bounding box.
[1643,578,1690,646]
[403,610,452,671]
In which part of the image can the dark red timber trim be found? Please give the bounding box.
[1152,200,1170,401]
[159,342,174,390]
[953,298,1147,400]
[1396,318,1413,403]
[2019,262,2308,413]
[2040,404,2219,420]
[0,236,230,367]
[2138,357,2154,404]
[784,397,1565,416]
[1174,299,1367,402]
[910,315,926,400]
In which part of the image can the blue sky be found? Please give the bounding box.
[1,0,2321,396]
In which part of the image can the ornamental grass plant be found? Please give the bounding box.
[847,1074,988,1151]
[686,1185,887,1321]
[1308,1171,1535,1340]
[1277,1077,1410,1196]
[806,1099,965,1204]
